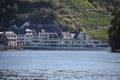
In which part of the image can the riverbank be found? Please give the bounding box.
[0,69,120,80]
[0,46,22,51]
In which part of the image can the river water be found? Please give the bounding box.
[0,50,120,79]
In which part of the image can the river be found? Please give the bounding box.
[0,50,120,80]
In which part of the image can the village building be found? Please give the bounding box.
[4,31,17,46]
[16,28,35,46]
[77,31,85,40]
[16,31,25,46]
[24,28,34,45]
[7,21,89,47]
[37,29,57,41]
[63,32,73,40]
[38,29,50,40]
[9,22,61,46]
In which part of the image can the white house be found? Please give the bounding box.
[77,31,85,40]
[5,31,17,46]
[16,28,58,46]
[38,29,50,40]
[24,28,34,45]
[63,32,73,40]
[37,29,58,40]
[17,33,25,46]
[16,28,35,46]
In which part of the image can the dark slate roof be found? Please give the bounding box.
[10,25,19,31]
[29,24,61,33]
[11,24,62,35]
[15,29,26,34]
[70,31,80,39]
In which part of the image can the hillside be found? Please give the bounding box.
[88,0,120,13]
[60,0,113,29]
[0,0,119,40]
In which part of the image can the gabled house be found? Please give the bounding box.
[16,30,25,46]
[37,29,57,41]
[62,32,73,40]
[24,28,34,45]
[77,31,85,40]
[9,22,62,46]
[29,24,61,36]
[38,29,50,40]
[25,24,61,40]
[5,31,17,47]
[16,28,35,46]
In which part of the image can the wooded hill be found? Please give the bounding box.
[0,0,119,40]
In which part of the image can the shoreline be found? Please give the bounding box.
[0,47,110,51]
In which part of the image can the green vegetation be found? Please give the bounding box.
[88,0,120,12]
[108,11,120,52]
[78,12,113,28]
[90,28,109,42]
[59,0,114,33]
[62,0,95,10]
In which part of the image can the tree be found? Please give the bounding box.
[49,0,60,10]
[28,8,58,24]
[0,0,19,30]
[108,11,120,52]
[0,33,8,46]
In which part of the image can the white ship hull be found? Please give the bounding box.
[23,45,109,50]
[23,39,109,50]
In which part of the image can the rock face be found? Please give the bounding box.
[0,69,120,80]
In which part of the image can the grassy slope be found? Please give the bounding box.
[59,0,113,40]
[90,28,109,40]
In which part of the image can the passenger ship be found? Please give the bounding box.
[23,39,109,50]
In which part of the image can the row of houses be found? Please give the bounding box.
[0,22,86,47]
